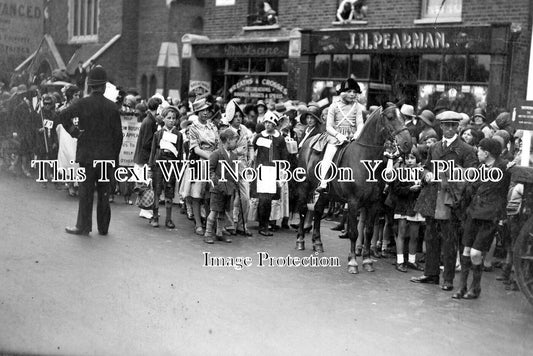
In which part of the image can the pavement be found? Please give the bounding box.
[0,174,532,356]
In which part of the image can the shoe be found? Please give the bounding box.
[204,234,214,244]
[303,226,312,233]
[463,288,480,299]
[339,230,348,239]
[441,281,454,291]
[195,227,205,235]
[370,248,382,259]
[187,214,194,221]
[236,229,253,237]
[165,220,175,229]
[331,223,344,231]
[223,228,237,236]
[289,223,299,230]
[269,224,280,231]
[410,275,439,284]
[452,288,467,299]
[259,229,273,237]
[395,263,408,273]
[380,250,394,259]
[216,234,232,243]
[98,230,108,236]
[65,226,89,236]
[151,218,160,228]
[406,262,424,271]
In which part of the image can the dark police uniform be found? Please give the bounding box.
[60,87,123,235]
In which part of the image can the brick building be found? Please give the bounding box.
[183,0,532,119]
[17,0,204,99]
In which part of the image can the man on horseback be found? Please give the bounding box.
[316,78,365,193]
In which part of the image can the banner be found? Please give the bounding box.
[119,112,141,166]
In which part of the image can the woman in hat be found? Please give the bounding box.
[252,111,288,236]
[470,108,492,138]
[298,103,324,149]
[255,100,267,128]
[187,98,219,235]
[317,78,364,193]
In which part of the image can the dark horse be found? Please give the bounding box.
[295,105,412,273]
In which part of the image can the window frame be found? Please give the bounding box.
[312,54,371,81]
[68,0,99,44]
[418,54,490,85]
[414,0,462,24]
[246,0,279,27]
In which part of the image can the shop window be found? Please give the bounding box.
[418,84,486,116]
[331,55,350,78]
[69,0,99,43]
[268,58,288,73]
[247,0,279,26]
[442,55,466,82]
[250,58,267,73]
[228,58,250,73]
[466,55,490,83]
[418,0,462,23]
[350,54,370,80]
[369,55,382,81]
[314,55,331,78]
[419,55,442,81]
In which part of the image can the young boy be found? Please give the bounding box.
[204,129,239,244]
[148,106,183,228]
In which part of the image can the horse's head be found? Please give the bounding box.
[380,104,412,154]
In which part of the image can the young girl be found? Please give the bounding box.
[390,149,425,272]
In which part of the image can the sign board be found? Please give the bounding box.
[194,42,289,58]
[513,101,533,131]
[119,112,141,167]
[229,77,288,100]
[216,0,235,5]
[305,26,493,55]
[0,0,44,79]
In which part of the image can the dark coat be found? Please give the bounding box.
[467,158,511,220]
[34,108,59,156]
[148,127,183,168]
[59,92,123,165]
[406,119,424,143]
[298,126,322,148]
[133,111,158,165]
[414,137,478,218]
[209,147,238,196]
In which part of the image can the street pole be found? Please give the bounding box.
[520,24,533,166]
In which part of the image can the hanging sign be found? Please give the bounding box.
[229,77,288,100]
[513,101,533,131]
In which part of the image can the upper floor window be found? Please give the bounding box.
[417,0,462,23]
[247,0,279,27]
[69,0,99,43]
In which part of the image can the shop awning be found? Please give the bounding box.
[65,34,121,74]
[157,42,180,68]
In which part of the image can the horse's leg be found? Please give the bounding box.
[347,200,359,274]
[363,205,378,272]
[296,185,308,250]
[311,193,327,253]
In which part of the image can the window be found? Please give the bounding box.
[417,0,462,23]
[419,54,489,84]
[69,0,99,43]
[247,0,279,26]
[313,54,371,79]
[419,55,441,81]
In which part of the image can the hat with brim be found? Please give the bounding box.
[472,107,486,121]
[262,111,279,126]
[478,137,502,157]
[301,103,323,125]
[256,100,267,109]
[87,65,108,86]
[418,110,435,127]
[437,111,462,125]
[225,99,245,123]
[275,103,286,114]
[400,104,415,118]
[192,98,211,113]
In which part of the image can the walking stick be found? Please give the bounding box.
[39,102,49,159]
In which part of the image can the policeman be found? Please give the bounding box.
[59,66,123,236]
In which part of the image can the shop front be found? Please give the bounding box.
[182,36,290,103]
[300,25,511,116]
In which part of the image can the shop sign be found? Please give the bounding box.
[194,42,289,58]
[229,77,288,100]
[307,27,492,54]
[513,101,533,131]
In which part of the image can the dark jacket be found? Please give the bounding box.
[298,126,322,148]
[148,127,183,168]
[406,119,424,143]
[253,130,288,167]
[467,158,511,220]
[59,92,123,165]
[133,111,158,165]
[414,136,478,218]
[35,108,59,156]
[209,147,238,196]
